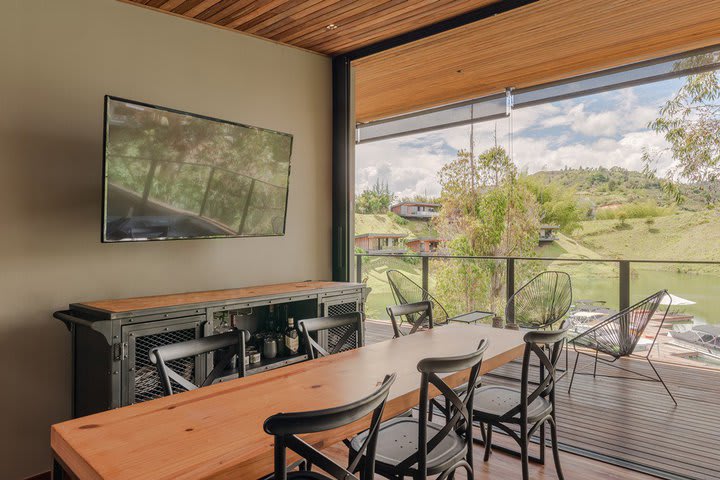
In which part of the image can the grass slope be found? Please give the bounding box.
[573,211,720,274]
[354,213,438,238]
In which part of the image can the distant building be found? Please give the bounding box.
[354,233,407,253]
[405,237,442,254]
[390,201,440,219]
[539,225,560,243]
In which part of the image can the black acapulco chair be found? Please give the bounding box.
[263,373,397,480]
[349,340,489,480]
[387,270,494,327]
[149,329,250,396]
[473,328,568,480]
[568,290,677,405]
[506,271,572,329]
[297,312,364,360]
[387,269,452,325]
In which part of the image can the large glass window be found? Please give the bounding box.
[354,47,720,370]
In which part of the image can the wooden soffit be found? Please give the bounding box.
[120,0,501,55]
[354,0,720,123]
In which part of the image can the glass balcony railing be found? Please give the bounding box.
[355,252,720,370]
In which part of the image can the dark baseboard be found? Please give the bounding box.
[25,472,50,480]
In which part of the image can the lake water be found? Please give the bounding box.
[572,268,720,325]
[364,263,720,325]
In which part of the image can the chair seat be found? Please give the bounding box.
[349,417,466,476]
[473,386,552,424]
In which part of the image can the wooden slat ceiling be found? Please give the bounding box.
[121,0,501,55]
[354,0,720,122]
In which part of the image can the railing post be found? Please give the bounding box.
[619,260,630,312]
[356,254,362,283]
[422,255,429,301]
[506,258,515,322]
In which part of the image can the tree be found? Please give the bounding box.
[434,144,541,316]
[522,177,584,234]
[355,179,394,214]
[643,58,720,206]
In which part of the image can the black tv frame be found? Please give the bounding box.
[101,95,293,243]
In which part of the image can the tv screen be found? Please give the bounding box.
[102,96,292,242]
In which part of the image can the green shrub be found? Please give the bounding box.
[401,253,420,265]
[596,201,674,220]
[387,212,408,225]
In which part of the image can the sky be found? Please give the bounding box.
[355,77,683,199]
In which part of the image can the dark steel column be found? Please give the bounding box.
[422,256,430,301]
[619,260,630,311]
[332,55,352,282]
[506,258,516,322]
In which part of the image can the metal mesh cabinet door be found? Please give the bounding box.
[320,294,362,354]
[121,317,204,406]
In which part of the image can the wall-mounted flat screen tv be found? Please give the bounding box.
[102,96,292,242]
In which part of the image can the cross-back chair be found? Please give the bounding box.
[386,300,433,338]
[506,271,572,329]
[149,329,249,396]
[264,373,396,480]
[297,312,364,360]
[386,300,456,422]
[473,328,568,480]
[349,340,488,480]
[386,269,451,325]
[568,290,676,404]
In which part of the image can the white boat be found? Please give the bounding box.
[669,325,720,359]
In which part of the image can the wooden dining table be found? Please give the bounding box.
[51,323,526,480]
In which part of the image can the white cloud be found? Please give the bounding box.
[356,81,679,198]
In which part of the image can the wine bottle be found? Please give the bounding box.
[284,317,300,355]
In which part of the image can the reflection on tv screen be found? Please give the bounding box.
[103,97,292,242]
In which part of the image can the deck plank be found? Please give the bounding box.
[364,320,720,480]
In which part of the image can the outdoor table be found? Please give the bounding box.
[448,310,494,325]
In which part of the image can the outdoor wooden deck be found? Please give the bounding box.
[365,319,720,480]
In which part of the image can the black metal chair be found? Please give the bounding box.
[568,290,676,405]
[149,329,249,396]
[387,301,451,422]
[473,329,567,480]
[264,373,396,480]
[349,340,488,480]
[386,301,433,338]
[387,269,451,325]
[506,271,572,329]
[298,312,364,360]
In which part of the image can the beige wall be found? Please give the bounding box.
[0,1,332,478]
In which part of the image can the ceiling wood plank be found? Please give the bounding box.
[122,0,505,55]
[120,0,720,123]
[354,0,720,122]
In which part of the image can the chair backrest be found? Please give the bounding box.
[575,290,669,358]
[386,301,433,338]
[149,329,249,396]
[297,312,364,360]
[506,271,572,329]
[264,373,396,480]
[500,328,568,423]
[386,269,450,324]
[396,340,488,478]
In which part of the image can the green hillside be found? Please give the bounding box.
[575,212,720,270]
[354,213,438,239]
[530,167,706,211]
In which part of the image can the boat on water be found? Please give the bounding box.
[669,325,720,358]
